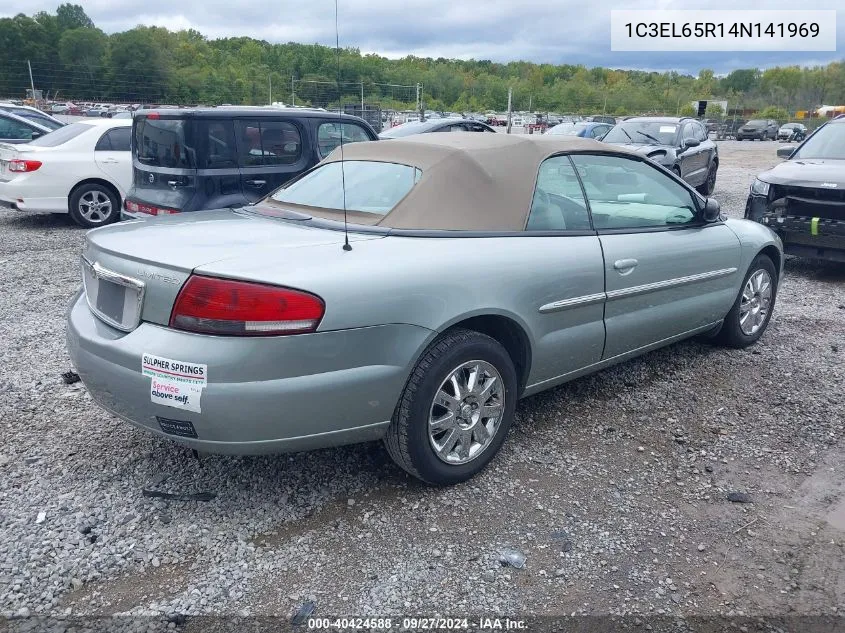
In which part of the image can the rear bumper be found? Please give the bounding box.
[66,291,433,454]
[0,180,68,214]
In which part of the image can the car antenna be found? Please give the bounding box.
[335,0,352,252]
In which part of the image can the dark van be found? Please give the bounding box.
[123,107,378,218]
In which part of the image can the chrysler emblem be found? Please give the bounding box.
[148,173,155,183]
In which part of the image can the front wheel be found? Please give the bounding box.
[715,255,778,348]
[384,329,518,485]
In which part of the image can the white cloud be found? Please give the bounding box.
[2,0,842,72]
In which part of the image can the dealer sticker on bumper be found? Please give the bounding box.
[141,353,207,414]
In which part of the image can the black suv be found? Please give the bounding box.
[124,107,378,218]
[745,115,845,262]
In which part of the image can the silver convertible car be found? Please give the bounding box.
[67,134,782,485]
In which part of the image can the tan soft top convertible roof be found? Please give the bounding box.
[320,134,637,231]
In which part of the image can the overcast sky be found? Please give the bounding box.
[5,1,842,74]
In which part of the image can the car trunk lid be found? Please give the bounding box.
[0,143,55,182]
[81,209,381,329]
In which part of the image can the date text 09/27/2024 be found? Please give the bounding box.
[306,617,526,630]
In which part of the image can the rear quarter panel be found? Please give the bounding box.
[196,233,607,387]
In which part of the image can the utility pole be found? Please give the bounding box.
[361,81,364,111]
[603,95,607,114]
[291,75,295,106]
[528,94,532,112]
[417,83,424,121]
[506,87,513,134]
[27,60,36,103]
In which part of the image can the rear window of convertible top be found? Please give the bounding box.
[266,161,422,216]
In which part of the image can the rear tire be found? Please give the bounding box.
[715,255,778,349]
[384,329,518,485]
[69,183,120,228]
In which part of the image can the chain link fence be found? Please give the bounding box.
[1,57,838,136]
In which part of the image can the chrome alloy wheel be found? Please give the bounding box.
[739,269,773,335]
[428,360,505,465]
[78,190,112,223]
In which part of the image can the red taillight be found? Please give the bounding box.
[9,159,42,173]
[147,112,160,120]
[169,275,325,336]
[124,199,179,216]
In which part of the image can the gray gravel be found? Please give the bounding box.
[1,141,843,627]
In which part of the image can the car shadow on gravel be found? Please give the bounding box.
[127,336,725,496]
[0,212,79,230]
[784,256,845,282]
[516,338,721,416]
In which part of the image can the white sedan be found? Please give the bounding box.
[0,119,131,227]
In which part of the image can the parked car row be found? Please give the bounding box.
[1,108,724,225]
[4,105,840,268]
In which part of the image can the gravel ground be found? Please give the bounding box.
[1,141,843,631]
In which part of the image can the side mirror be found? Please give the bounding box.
[683,137,700,148]
[702,197,721,222]
[777,145,795,159]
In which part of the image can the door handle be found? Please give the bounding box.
[245,179,266,188]
[167,180,187,188]
[613,258,638,273]
[100,158,119,164]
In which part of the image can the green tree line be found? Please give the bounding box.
[2,4,844,114]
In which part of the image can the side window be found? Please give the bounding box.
[202,120,237,168]
[236,120,301,167]
[526,156,589,231]
[695,122,708,142]
[96,128,131,152]
[258,120,301,165]
[590,125,609,139]
[0,116,36,140]
[316,122,370,158]
[108,127,131,152]
[681,123,696,144]
[570,154,698,230]
[236,120,263,166]
[466,123,491,133]
[446,124,467,132]
[95,131,112,151]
